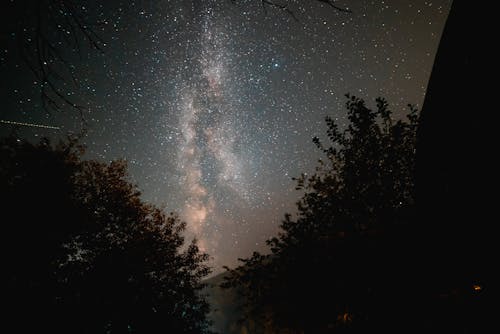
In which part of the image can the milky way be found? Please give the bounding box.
[175,3,251,255]
[1,0,452,272]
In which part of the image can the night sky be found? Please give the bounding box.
[1,0,451,272]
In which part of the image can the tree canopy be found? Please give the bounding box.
[222,95,429,333]
[1,136,213,333]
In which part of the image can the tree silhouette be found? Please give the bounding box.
[223,94,423,333]
[1,136,213,333]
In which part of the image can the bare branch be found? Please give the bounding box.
[231,0,351,18]
[316,0,351,13]
[13,0,104,115]
[261,0,299,21]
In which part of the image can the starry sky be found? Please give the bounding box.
[1,0,451,272]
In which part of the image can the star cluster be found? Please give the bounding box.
[0,0,452,271]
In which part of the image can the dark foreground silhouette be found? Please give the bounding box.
[218,1,492,332]
[1,1,492,333]
[1,136,213,333]
[220,92,488,334]
[222,95,426,333]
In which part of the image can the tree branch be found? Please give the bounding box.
[231,0,351,18]
[15,0,104,115]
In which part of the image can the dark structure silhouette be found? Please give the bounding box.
[415,1,493,332]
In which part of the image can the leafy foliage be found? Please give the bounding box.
[1,136,213,333]
[223,95,420,333]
